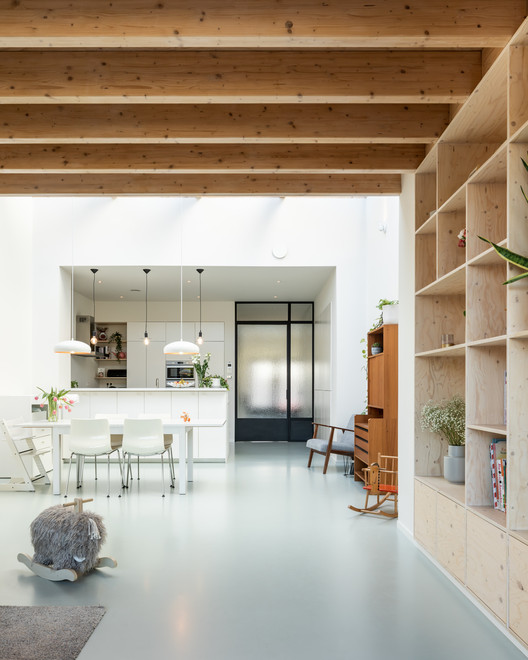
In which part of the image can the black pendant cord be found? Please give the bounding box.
[143,268,151,341]
[90,269,98,341]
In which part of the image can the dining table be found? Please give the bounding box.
[15,418,226,496]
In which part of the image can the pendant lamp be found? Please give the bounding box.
[143,268,151,346]
[90,268,98,345]
[54,218,92,355]
[164,233,199,355]
[196,268,204,345]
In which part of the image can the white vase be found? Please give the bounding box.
[444,445,465,483]
[382,303,399,324]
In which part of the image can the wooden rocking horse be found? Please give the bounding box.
[348,454,398,518]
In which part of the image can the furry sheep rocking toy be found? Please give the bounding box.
[18,498,117,581]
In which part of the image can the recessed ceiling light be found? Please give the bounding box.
[120,295,124,299]
[276,280,281,284]
[98,280,102,284]
[274,295,278,299]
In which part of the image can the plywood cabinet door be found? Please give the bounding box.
[509,536,528,645]
[466,512,507,623]
[414,480,437,555]
[436,493,466,583]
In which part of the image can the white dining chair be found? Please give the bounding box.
[65,418,122,498]
[121,418,174,497]
[89,413,128,481]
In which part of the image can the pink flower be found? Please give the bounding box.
[34,396,38,400]
[59,404,63,409]
[53,396,58,402]
[39,404,43,408]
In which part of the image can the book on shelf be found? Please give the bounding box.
[490,438,507,512]
[504,370,507,426]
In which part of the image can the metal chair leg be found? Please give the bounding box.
[94,455,97,480]
[161,453,165,497]
[65,453,75,498]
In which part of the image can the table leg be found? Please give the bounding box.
[52,428,61,496]
[178,427,186,495]
[187,427,193,483]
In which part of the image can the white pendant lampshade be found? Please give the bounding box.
[164,233,199,356]
[54,338,92,354]
[164,339,201,355]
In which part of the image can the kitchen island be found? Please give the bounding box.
[71,388,229,461]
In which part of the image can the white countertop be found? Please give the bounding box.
[75,387,228,392]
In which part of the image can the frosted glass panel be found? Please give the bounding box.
[291,324,313,418]
[238,325,287,418]
[291,304,313,322]
[237,304,288,321]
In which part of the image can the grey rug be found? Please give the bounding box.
[0,606,105,660]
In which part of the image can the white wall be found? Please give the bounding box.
[0,198,33,396]
[398,174,416,535]
[1,195,399,445]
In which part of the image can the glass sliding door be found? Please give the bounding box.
[236,303,313,442]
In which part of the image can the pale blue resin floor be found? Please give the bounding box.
[1,442,526,660]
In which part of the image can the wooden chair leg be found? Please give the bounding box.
[307,449,314,468]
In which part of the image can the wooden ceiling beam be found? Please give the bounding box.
[0,0,524,48]
[0,103,449,144]
[0,50,481,104]
[0,143,424,173]
[0,173,402,196]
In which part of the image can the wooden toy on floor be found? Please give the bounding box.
[18,497,117,581]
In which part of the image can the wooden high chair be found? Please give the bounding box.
[348,454,398,518]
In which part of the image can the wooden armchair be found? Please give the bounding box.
[306,416,354,474]
[348,454,398,518]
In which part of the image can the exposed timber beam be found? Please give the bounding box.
[0,50,481,104]
[0,144,425,173]
[0,103,450,144]
[0,0,524,49]
[0,173,401,196]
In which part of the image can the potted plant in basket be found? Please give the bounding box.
[421,395,465,483]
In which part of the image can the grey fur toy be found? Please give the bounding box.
[18,498,116,581]
[30,505,106,574]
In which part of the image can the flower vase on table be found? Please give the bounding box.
[36,387,76,422]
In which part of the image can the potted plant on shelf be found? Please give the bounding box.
[108,331,126,361]
[371,342,382,355]
[372,298,399,328]
[208,375,229,390]
[420,395,465,483]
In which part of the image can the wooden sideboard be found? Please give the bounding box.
[354,324,398,482]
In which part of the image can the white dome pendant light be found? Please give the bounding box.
[164,231,199,356]
[54,216,92,355]
[196,268,204,346]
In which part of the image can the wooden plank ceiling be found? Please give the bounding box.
[0,1,526,196]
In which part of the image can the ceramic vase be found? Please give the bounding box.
[444,445,465,483]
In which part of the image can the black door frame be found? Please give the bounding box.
[235,302,314,442]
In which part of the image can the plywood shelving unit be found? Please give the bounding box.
[414,17,528,651]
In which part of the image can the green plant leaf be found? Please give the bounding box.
[504,271,528,285]
[478,236,528,271]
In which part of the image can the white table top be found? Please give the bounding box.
[17,418,226,431]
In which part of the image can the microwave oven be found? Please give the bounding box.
[166,360,195,382]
